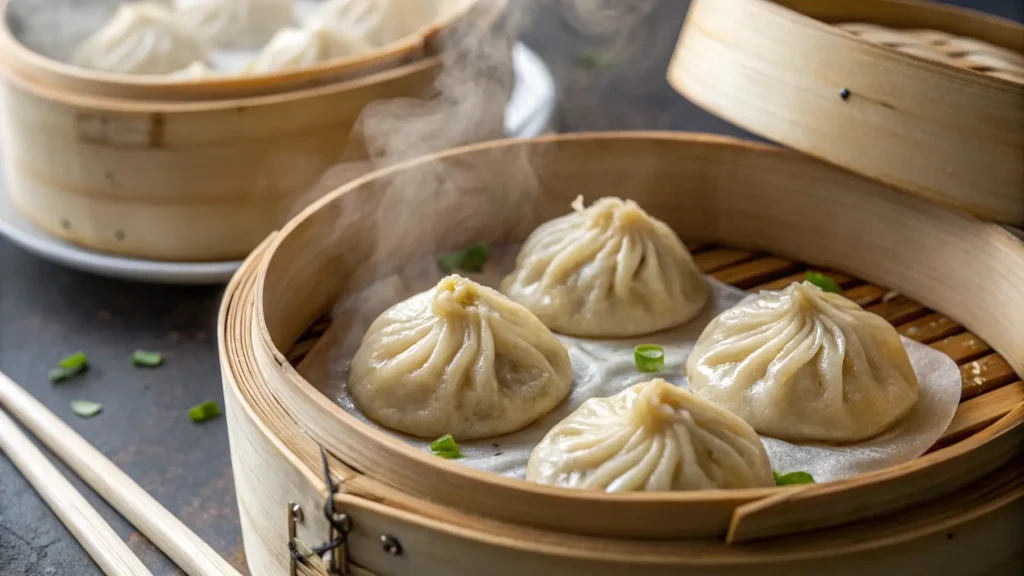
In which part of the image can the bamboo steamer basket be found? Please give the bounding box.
[218,133,1024,575]
[667,0,1024,226]
[0,0,481,101]
[0,0,511,261]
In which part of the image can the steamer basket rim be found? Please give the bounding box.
[0,0,483,93]
[250,131,1024,510]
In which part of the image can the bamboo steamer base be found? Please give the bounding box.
[222,242,1024,576]
[0,60,442,261]
[219,133,1024,575]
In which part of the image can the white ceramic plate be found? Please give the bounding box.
[0,42,555,285]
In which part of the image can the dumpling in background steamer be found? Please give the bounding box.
[176,0,297,48]
[245,25,371,73]
[168,61,218,78]
[686,281,920,443]
[310,0,435,47]
[500,196,709,337]
[527,379,774,492]
[72,2,209,75]
[348,275,573,441]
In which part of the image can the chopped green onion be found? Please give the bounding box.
[59,352,88,369]
[430,433,464,459]
[70,400,103,419]
[49,352,89,383]
[438,243,490,274]
[774,470,816,486]
[132,350,163,367]
[576,51,614,70]
[188,400,222,423]
[805,271,842,294]
[634,344,665,373]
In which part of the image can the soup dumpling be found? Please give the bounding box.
[176,0,297,48]
[686,281,920,443]
[73,2,209,75]
[168,61,217,78]
[310,0,434,47]
[349,275,573,440]
[245,25,371,73]
[501,196,709,337]
[527,378,774,492]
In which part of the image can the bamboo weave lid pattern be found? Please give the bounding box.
[837,22,1024,83]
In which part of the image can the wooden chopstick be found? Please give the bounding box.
[0,371,241,576]
[0,408,153,576]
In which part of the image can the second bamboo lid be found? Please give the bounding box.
[667,0,1024,226]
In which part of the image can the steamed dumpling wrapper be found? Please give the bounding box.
[310,0,435,47]
[176,0,297,48]
[686,281,920,443]
[168,61,217,78]
[245,25,371,73]
[501,196,709,337]
[349,275,573,440]
[527,378,774,491]
[73,2,209,75]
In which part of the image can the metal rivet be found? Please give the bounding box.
[839,88,851,100]
[115,229,126,241]
[291,502,304,524]
[381,535,402,556]
[60,219,71,230]
[334,513,353,533]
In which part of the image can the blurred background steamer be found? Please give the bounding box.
[0,0,515,263]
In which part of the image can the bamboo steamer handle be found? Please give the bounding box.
[0,371,241,576]
[0,408,154,576]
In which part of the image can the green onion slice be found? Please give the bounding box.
[132,350,163,367]
[774,470,816,486]
[438,243,490,274]
[634,344,665,373]
[430,433,464,459]
[188,400,222,423]
[805,271,842,294]
[49,352,89,383]
[70,400,103,418]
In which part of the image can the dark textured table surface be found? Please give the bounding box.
[0,1,1020,574]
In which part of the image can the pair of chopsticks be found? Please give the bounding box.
[0,370,241,576]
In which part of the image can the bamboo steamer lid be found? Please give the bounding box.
[667,0,1024,227]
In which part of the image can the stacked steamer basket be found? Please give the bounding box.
[218,1,1024,575]
[0,0,505,261]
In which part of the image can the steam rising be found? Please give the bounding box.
[298,0,524,203]
[540,0,688,130]
[296,0,543,390]
[299,0,685,393]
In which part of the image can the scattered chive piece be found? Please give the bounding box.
[132,350,163,367]
[49,352,89,383]
[438,243,490,274]
[430,433,464,459]
[188,400,222,423]
[576,51,613,70]
[70,400,103,419]
[774,470,816,486]
[634,344,665,373]
[805,271,842,294]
